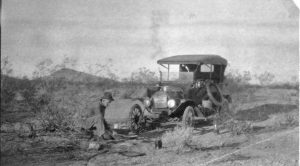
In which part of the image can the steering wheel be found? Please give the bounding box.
[205,81,223,106]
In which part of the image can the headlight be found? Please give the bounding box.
[167,99,176,108]
[144,98,151,107]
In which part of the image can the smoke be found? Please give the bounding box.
[150,10,169,59]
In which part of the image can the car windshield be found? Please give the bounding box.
[160,64,194,83]
[161,72,194,83]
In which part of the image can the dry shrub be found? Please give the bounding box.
[36,103,75,132]
[255,72,275,86]
[161,126,193,153]
[224,70,252,94]
[130,67,159,84]
[223,120,253,136]
[32,79,95,131]
[119,88,136,99]
[115,85,148,99]
[275,112,299,128]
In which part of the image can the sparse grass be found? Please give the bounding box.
[268,82,299,90]
[161,126,193,153]
[235,104,297,122]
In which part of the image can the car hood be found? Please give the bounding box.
[152,86,184,109]
[162,86,184,99]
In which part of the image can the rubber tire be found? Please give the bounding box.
[182,106,195,127]
[128,104,144,133]
[206,81,223,106]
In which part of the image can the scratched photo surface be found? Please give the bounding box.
[1,0,299,166]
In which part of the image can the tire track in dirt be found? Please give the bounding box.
[201,127,299,166]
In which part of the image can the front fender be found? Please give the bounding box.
[169,100,196,118]
[105,99,145,123]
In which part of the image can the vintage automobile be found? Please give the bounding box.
[128,54,231,132]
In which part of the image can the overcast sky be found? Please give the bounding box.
[1,0,299,82]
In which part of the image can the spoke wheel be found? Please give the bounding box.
[129,104,144,133]
[182,106,195,127]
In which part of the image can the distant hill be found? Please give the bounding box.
[48,68,113,83]
[1,74,23,82]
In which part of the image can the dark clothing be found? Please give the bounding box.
[99,104,111,131]
[85,104,111,137]
[99,105,105,117]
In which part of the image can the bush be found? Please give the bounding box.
[0,76,38,114]
[130,67,159,84]
[36,103,75,132]
[223,120,253,136]
[283,114,299,126]
[224,70,253,94]
[161,126,193,153]
[255,72,275,86]
[1,77,17,111]
[119,87,136,99]
[275,112,299,128]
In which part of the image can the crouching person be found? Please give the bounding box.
[85,92,115,140]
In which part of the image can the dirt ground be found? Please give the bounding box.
[1,88,299,166]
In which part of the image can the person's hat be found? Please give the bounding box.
[101,92,114,101]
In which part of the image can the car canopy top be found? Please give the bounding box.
[157,54,227,65]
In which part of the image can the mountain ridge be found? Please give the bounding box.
[47,68,113,83]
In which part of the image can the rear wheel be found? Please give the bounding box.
[129,104,144,133]
[182,106,195,127]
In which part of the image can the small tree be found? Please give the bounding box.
[224,70,253,94]
[86,58,120,82]
[32,58,54,78]
[130,67,158,84]
[242,71,252,84]
[256,72,275,86]
[1,56,13,76]
[1,56,15,112]
[1,56,13,89]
